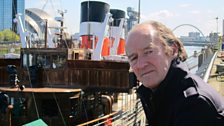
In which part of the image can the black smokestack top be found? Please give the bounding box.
[110,9,125,26]
[81,1,110,23]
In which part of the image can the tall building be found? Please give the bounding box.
[126,7,138,32]
[0,0,25,32]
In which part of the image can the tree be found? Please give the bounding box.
[0,32,3,41]
[0,29,20,42]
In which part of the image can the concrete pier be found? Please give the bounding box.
[207,51,224,96]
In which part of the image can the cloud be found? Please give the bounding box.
[179,3,191,8]
[189,10,201,14]
[149,10,176,19]
[139,10,177,23]
[140,14,148,21]
[207,10,214,14]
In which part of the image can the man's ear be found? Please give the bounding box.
[171,43,178,56]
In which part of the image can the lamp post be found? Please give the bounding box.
[216,17,219,34]
[138,0,140,24]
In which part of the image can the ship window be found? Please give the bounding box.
[22,54,27,67]
[75,53,79,59]
[52,55,66,68]
[22,54,35,67]
[36,55,51,68]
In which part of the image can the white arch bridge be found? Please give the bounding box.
[172,24,211,46]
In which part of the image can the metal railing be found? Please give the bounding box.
[77,99,145,126]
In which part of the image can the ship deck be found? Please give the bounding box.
[207,51,224,96]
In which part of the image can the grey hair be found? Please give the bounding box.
[134,20,188,61]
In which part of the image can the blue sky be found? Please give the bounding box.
[26,0,224,37]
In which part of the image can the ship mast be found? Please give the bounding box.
[58,10,67,44]
[44,19,48,48]
[54,10,67,48]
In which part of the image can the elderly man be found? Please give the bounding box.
[126,20,224,126]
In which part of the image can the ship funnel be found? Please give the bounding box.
[109,9,126,55]
[80,1,110,23]
[79,1,111,60]
[110,9,125,27]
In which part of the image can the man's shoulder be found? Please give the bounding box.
[179,75,224,117]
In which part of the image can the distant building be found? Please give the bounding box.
[0,0,25,32]
[189,32,200,38]
[179,32,208,42]
[25,8,59,41]
[126,7,138,32]
[209,32,219,43]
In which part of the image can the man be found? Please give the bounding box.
[126,20,224,126]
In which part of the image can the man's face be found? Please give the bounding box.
[126,25,175,89]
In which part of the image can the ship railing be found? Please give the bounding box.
[111,100,144,126]
[202,51,218,82]
[77,99,144,126]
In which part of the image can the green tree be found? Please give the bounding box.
[0,29,20,41]
[0,32,3,41]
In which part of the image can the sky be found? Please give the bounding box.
[26,0,224,37]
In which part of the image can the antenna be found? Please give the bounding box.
[138,0,141,23]
[216,17,219,34]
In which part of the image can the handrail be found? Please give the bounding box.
[203,51,218,82]
[77,99,142,126]
[77,111,118,126]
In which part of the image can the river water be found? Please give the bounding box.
[185,46,203,57]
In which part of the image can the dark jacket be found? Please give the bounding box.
[137,60,224,126]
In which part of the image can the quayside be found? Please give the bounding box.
[0,0,147,125]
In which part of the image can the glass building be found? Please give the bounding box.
[0,0,25,32]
